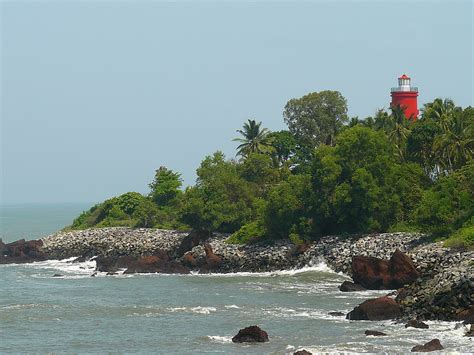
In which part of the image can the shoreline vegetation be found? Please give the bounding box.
[1,91,473,342]
[66,92,473,250]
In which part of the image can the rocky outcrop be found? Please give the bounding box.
[0,239,49,264]
[347,296,401,320]
[364,330,387,336]
[351,249,419,290]
[339,281,366,292]
[95,251,189,274]
[232,326,269,343]
[411,339,443,352]
[294,350,312,355]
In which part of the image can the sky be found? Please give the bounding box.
[1,0,472,204]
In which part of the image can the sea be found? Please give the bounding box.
[0,204,471,353]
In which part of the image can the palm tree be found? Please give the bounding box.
[233,119,274,157]
[423,98,457,131]
[387,105,410,161]
[434,110,474,173]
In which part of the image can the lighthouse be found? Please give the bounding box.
[390,74,419,120]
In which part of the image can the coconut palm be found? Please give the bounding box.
[387,105,411,161]
[233,119,274,157]
[434,110,474,172]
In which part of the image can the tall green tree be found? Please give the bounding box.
[149,166,182,206]
[283,90,348,157]
[387,105,411,161]
[233,119,274,157]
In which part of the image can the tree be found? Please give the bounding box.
[233,119,274,157]
[283,91,348,157]
[180,152,255,233]
[387,105,411,161]
[267,130,297,166]
[148,166,182,206]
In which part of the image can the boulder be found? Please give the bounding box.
[456,306,474,325]
[328,311,345,316]
[364,330,387,336]
[351,249,419,290]
[347,296,401,320]
[339,281,367,292]
[294,350,312,355]
[181,252,198,268]
[202,243,223,271]
[405,320,429,329]
[176,230,211,257]
[232,326,269,343]
[411,339,443,352]
[0,239,49,264]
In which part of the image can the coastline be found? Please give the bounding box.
[36,227,474,324]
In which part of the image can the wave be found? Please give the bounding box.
[207,335,233,344]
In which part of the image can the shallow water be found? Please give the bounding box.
[1,260,471,353]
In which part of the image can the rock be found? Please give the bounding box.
[411,339,443,352]
[203,243,222,271]
[175,230,210,257]
[339,281,367,292]
[106,272,118,276]
[96,251,189,274]
[231,326,269,343]
[347,296,401,320]
[466,325,473,337]
[328,311,345,316]
[181,252,198,268]
[52,274,63,277]
[405,320,429,329]
[294,350,312,355]
[457,306,474,324]
[351,250,419,290]
[0,239,49,264]
[364,330,387,336]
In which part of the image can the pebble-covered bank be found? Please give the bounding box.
[41,228,473,322]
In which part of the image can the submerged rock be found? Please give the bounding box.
[294,350,312,355]
[405,319,429,329]
[364,330,387,336]
[339,281,366,292]
[411,339,443,352]
[232,325,269,343]
[328,311,345,316]
[347,296,401,320]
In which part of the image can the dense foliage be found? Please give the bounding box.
[69,91,473,248]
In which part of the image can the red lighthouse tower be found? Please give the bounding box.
[391,74,419,120]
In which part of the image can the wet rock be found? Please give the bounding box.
[347,296,401,320]
[52,274,63,277]
[364,330,387,336]
[466,325,473,337]
[106,272,118,276]
[328,311,345,316]
[411,339,443,352]
[202,243,223,271]
[351,249,419,290]
[0,239,49,264]
[405,319,429,329]
[176,230,210,257]
[294,350,312,355]
[232,325,269,343]
[339,281,366,292]
[181,251,198,268]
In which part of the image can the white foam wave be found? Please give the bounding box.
[167,306,217,315]
[23,257,97,275]
[224,304,240,309]
[207,335,232,344]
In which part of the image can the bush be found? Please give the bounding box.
[444,223,474,249]
[226,221,266,245]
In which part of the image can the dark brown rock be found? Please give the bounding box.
[411,339,443,352]
[346,296,401,320]
[181,252,198,268]
[365,330,387,336]
[0,239,49,264]
[339,281,367,292]
[328,311,345,316]
[96,251,190,274]
[232,325,269,343]
[351,249,419,290]
[202,243,222,271]
[294,350,312,355]
[456,306,474,324]
[176,230,210,257]
[405,319,429,329]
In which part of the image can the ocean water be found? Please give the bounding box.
[0,205,471,353]
[0,203,93,243]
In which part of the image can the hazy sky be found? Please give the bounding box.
[1,1,472,204]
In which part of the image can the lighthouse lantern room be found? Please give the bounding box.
[390,74,419,120]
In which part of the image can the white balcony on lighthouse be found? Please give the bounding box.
[391,74,418,93]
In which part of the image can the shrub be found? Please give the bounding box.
[226,221,266,245]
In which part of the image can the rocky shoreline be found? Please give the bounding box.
[1,228,473,327]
